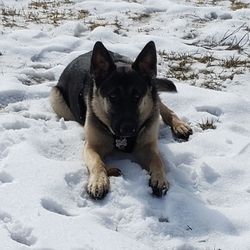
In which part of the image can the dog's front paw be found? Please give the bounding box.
[149,172,169,197]
[172,121,193,141]
[87,171,110,200]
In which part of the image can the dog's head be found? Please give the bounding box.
[90,41,158,137]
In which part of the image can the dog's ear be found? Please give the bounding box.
[132,41,157,79]
[90,41,116,84]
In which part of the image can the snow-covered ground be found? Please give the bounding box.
[0,0,250,249]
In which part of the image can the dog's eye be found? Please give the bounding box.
[133,93,141,102]
[108,93,119,102]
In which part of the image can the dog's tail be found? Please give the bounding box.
[154,78,177,92]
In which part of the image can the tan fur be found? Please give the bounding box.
[91,86,114,133]
[84,113,114,153]
[135,103,169,194]
[50,86,74,120]
[49,40,192,199]
[136,110,159,147]
[84,88,168,197]
[138,87,154,126]
[135,140,169,192]
[83,73,190,198]
[84,141,110,198]
[84,92,192,198]
[50,84,191,198]
[83,114,114,198]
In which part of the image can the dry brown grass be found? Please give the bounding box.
[230,0,250,11]
[159,50,249,90]
[199,118,217,130]
[1,0,89,27]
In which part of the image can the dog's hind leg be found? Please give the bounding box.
[160,100,192,140]
[50,86,75,121]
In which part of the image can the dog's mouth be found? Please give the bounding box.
[113,131,137,138]
[106,125,136,138]
[116,133,136,138]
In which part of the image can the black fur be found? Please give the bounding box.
[56,41,176,130]
[51,41,193,199]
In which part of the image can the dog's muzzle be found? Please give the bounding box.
[119,122,137,137]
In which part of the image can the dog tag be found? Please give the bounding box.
[115,138,127,150]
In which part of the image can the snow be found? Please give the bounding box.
[0,0,250,249]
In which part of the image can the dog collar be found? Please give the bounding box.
[114,135,137,153]
[113,117,151,152]
[86,95,152,153]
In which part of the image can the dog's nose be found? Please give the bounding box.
[119,122,136,137]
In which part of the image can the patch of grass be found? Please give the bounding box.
[77,9,89,20]
[199,118,217,130]
[159,50,249,90]
[1,7,25,27]
[159,51,212,82]
[29,0,57,9]
[230,0,250,11]
[244,26,250,32]
[87,16,124,34]
[126,0,143,2]
[113,16,123,34]
[186,24,250,52]
[168,63,199,81]
[28,1,89,25]
[195,53,215,64]
[158,217,169,223]
[159,51,216,65]
[0,1,89,27]
[189,0,221,6]
[200,79,225,90]
[220,56,248,68]
[182,30,198,40]
[159,51,199,81]
[88,21,107,31]
[130,12,151,21]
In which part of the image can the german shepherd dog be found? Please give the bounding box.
[50,41,192,199]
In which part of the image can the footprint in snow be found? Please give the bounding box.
[41,198,73,216]
[18,68,55,86]
[195,105,223,117]
[9,222,37,246]
[0,210,12,223]
[0,211,37,246]
[0,89,48,108]
[64,170,84,188]
[200,162,221,184]
[0,171,14,184]
[1,120,30,130]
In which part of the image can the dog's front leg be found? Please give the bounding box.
[84,142,110,199]
[135,142,169,197]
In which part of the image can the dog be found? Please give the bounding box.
[50,41,192,199]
